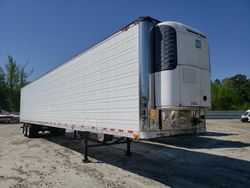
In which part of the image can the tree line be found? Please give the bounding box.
[0,55,249,112]
[211,74,250,110]
[0,56,32,112]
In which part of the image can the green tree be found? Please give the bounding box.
[0,55,33,112]
[211,75,250,110]
[5,56,21,111]
[0,67,8,110]
[229,74,250,109]
[219,79,237,110]
[211,79,220,109]
[5,56,20,92]
[20,60,33,87]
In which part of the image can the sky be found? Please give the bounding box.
[0,0,249,81]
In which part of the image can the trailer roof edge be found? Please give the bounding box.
[22,16,160,90]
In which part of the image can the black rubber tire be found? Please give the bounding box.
[26,124,36,138]
[242,119,247,123]
[24,123,27,137]
[26,124,31,138]
[22,124,25,134]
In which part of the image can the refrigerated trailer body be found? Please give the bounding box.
[20,17,211,140]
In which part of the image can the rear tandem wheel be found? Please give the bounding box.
[23,123,37,138]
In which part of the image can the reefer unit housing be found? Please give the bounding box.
[20,17,211,139]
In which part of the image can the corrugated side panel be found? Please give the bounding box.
[21,25,139,133]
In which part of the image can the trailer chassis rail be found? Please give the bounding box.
[78,131,132,163]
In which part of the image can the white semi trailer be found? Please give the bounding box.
[20,17,211,161]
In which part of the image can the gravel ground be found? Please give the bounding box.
[0,119,250,188]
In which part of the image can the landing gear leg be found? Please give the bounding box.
[74,130,77,140]
[79,131,90,163]
[126,138,132,156]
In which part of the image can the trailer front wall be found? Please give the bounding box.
[20,24,140,134]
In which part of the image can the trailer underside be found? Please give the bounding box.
[22,123,133,162]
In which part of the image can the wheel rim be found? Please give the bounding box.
[27,125,30,136]
[24,124,27,135]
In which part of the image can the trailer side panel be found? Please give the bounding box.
[20,24,140,134]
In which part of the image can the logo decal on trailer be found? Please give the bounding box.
[195,39,201,49]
